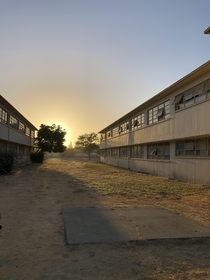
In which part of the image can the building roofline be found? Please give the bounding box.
[204,26,210,34]
[99,60,210,133]
[0,95,38,130]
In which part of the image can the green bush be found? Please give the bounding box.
[0,151,14,174]
[30,152,44,163]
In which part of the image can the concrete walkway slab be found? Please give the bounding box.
[63,207,210,244]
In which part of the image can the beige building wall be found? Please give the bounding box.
[99,61,210,185]
[0,95,37,162]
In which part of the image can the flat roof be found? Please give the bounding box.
[204,27,210,34]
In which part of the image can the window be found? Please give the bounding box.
[148,100,170,125]
[19,121,25,133]
[176,138,210,157]
[185,140,194,155]
[119,147,128,157]
[184,89,194,107]
[107,130,112,138]
[174,78,210,111]
[119,121,129,134]
[26,127,30,137]
[100,133,105,141]
[176,142,184,156]
[112,127,119,137]
[111,148,118,157]
[131,113,144,130]
[196,139,206,156]
[10,115,18,129]
[106,149,111,156]
[206,80,210,98]
[100,149,105,156]
[147,142,170,160]
[194,83,205,102]
[130,145,144,158]
[30,130,34,138]
[0,107,8,124]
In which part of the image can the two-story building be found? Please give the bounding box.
[0,95,37,162]
[99,60,210,185]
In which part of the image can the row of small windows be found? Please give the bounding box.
[0,107,34,137]
[101,101,169,141]
[100,138,210,159]
[0,140,34,155]
[100,142,170,159]
[101,78,210,141]
[176,138,210,156]
[174,78,210,110]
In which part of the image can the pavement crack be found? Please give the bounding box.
[115,210,144,241]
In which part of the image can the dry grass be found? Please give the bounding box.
[1,157,210,280]
[64,160,210,228]
[80,162,210,197]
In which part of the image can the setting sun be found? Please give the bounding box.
[48,122,72,147]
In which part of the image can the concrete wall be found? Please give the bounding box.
[100,155,210,185]
[0,124,33,146]
[0,125,9,141]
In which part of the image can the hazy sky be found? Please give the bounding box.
[1,0,210,146]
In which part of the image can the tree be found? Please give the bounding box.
[34,124,67,153]
[75,132,99,160]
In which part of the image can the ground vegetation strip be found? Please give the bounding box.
[0,157,210,280]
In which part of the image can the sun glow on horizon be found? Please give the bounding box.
[48,122,72,147]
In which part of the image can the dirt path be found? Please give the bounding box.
[0,158,210,280]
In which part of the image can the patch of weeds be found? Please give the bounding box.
[170,209,181,215]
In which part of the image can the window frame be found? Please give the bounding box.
[0,107,8,125]
[119,147,128,158]
[9,115,19,130]
[112,127,119,137]
[25,127,30,137]
[107,130,112,138]
[147,142,170,160]
[148,100,170,125]
[119,121,130,135]
[111,148,118,157]
[130,145,144,158]
[176,138,210,157]
[131,113,145,131]
[19,121,26,133]
[174,78,210,111]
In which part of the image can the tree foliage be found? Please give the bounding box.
[34,124,67,153]
[75,132,99,159]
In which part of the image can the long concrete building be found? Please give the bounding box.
[0,95,37,162]
[99,61,210,185]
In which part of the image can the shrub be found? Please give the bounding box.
[30,152,44,163]
[0,151,14,174]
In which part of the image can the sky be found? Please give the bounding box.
[0,0,210,146]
